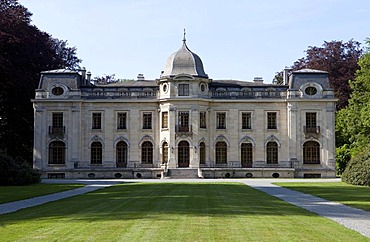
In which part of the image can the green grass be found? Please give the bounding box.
[275,182,370,212]
[0,183,84,204]
[0,182,368,242]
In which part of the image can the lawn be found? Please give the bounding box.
[0,182,368,242]
[0,183,84,204]
[275,181,370,212]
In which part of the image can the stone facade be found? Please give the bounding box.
[33,40,337,179]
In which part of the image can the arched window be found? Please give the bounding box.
[91,142,102,164]
[199,142,206,164]
[141,141,153,164]
[116,141,128,167]
[266,141,278,164]
[241,143,253,167]
[49,141,66,164]
[303,141,320,164]
[178,141,190,167]
[216,141,227,164]
[162,142,168,164]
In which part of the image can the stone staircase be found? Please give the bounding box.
[166,168,200,179]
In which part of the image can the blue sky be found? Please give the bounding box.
[19,0,370,82]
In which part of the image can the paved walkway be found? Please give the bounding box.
[242,179,370,238]
[1,178,369,238]
[0,180,120,215]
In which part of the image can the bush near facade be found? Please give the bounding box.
[0,154,40,185]
[342,146,370,186]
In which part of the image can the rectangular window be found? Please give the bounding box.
[143,112,152,129]
[178,84,190,96]
[50,112,65,135]
[267,112,277,129]
[200,112,207,129]
[162,112,168,129]
[178,112,189,132]
[92,113,102,129]
[242,112,251,129]
[306,112,317,128]
[117,112,127,130]
[217,112,226,129]
[52,113,63,128]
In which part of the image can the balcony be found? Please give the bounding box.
[304,126,320,134]
[175,125,193,138]
[49,126,65,138]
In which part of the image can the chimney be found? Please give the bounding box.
[283,67,292,85]
[253,77,264,84]
[86,71,92,84]
[137,73,145,81]
[80,67,86,85]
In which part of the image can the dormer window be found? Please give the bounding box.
[52,87,64,96]
[178,84,189,96]
[305,86,317,95]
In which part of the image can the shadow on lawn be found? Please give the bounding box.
[0,183,318,225]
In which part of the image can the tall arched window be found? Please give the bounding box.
[199,142,206,164]
[241,143,253,167]
[91,142,102,164]
[49,141,66,164]
[303,141,320,164]
[266,141,278,164]
[216,141,227,164]
[116,141,128,167]
[162,142,168,164]
[141,141,153,164]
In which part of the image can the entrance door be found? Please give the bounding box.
[178,141,190,167]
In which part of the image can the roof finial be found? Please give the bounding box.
[183,28,186,43]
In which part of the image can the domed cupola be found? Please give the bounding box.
[161,32,208,78]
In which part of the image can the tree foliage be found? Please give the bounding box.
[336,38,370,179]
[281,40,362,110]
[0,0,81,163]
[0,153,41,185]
[336,39,370,151]
[92,74,118,84]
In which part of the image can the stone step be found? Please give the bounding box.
[166,168,200,179]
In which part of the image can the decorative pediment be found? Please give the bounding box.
[264,134,281,147]
[239,135,255,147]
[113,136,130,147]
[214,135,230,147]
[173,74,195,81]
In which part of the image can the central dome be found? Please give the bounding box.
[161,38,208,78]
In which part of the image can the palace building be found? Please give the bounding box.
[32,37,337,179]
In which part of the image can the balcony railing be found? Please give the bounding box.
[49,126,65,137]
[304,126,320,134]
[176,125,192,133]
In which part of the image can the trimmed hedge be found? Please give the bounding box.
[342,146,370,186]
[0,154,41,185]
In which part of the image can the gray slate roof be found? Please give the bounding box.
[161,40,208,78]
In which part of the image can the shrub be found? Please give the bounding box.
[342,146,370,186]
[336,144,351,175]
[0,154,41,185]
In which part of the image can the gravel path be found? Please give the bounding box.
[0,180,120,215]
[243,179,370,238]
[1,178,369,238]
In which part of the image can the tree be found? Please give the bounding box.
[335,38,370,175]
[0,0,81,163]
[92,74,118,84]
[280,40,363,110]
[336,39,370,146]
